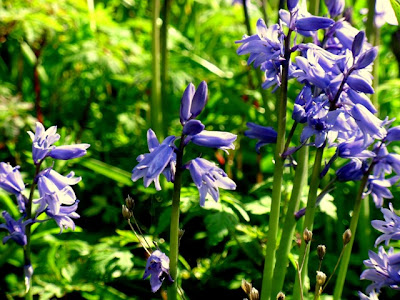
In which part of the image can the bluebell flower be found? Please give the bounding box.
[325,0,344,18]
[28,122,90,164]
[190,130,237,153]
[375,0,398,28]
[385,126,400,143]
[132,130,176,190]
[347,74,374,94]
[180,82,208,125]
[24,264,33,293]
[358,290,379,300]
[0,211,32,246]
[189,158,236,207]
[182,119,205,136]
[287,0,299,12]
[292,85,312,123]
[45,200,80,233]
[360,246,400,293]
[364,175,399,208]
[36,169,81,215]
[0,162,26,212]
[372,203,400,246]
[295,16,335,32]
[337,138,375,159]
[143,250,173,293]
[351,104,386,142]
[346,89,377,114]
[244,122,277,153]
[336,159,368,181]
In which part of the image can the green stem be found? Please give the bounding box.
[24,163,41,300]
[308,0,320,16]
[293,146,324,300]
[271,144,309,298]
[333,172,371,300]
[167,135,185,300]
[151,0,163,139]
[260,28,292,300]
[161,0,171,128]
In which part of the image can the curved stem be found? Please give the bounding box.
[293,146,324,300]
[333,171,371,299]
[271,143,309,298]
[167,134,185,300]
[260,28,292,300]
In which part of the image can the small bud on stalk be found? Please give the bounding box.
[276,292,285,300]
[316,271,327,286]
[303,228,313,244]
[249,287,259,300]
[122,204,132,220]
[317,245,326,261]
[343,229,352,246]
[241,279,252,295]
[125,195,135,211]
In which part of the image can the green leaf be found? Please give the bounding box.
[21,42,36,66]
[204,208,238,245]
[390,0,400,24]
[81,158,133,186]
[319,193,337,220]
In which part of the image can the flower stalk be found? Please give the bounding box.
[167,134,185,300]
[260,27,292,300]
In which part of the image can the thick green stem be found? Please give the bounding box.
[161,0,171,127]
[293,146,324,300]
[167,135,185,300]
[260,29,292,300]
[333,173,370,300]
[308,0,320,16]
[151,0,163,138]
[24,163,41,300]
[271,144,309,298]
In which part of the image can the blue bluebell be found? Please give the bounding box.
[182,119,205,136]
[180,82,208,125]
[190,130,237,153]
[245,122,277,153]
[0,162,26,212]
[325,0,345,18]
[372,203,400,246]
[364,175,398,208]
[45,200,80,233]
[143,250,173,293]
[336,159,368,181]
[0,211,32,246]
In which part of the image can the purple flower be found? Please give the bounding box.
[45,200,80,233]
[372,203,400,246]
[35,169,81,215]
[244,122,277,153]
[182,119,205,136]
[189,158,236,206]
[351,104,386,142]
[180,82,208,125]
[0,162,26,212]
[336,159,368,181]
[363,175,398,208]
[295,17,335,32]
[28,122,89,164]
[385,126,400,143]
[0,211,32,246]
[143,250,173,293]
[287,0,299,11]
[360,246,400,293]
[358,290,379,300]
[325,0,344,18]
[131,130,176,190]
[190,130,237,153]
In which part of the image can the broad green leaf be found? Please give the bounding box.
[81,158,133,186]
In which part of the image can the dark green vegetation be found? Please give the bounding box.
[0,0,400,299]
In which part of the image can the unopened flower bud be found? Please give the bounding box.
[122,205,132,220]
[303,228,313,244]
[317,245,326,261]
[125,195,135,211]
[343,229,352,245]
[276,292,285,300]
[241,279,252,295]
[316,271,327,286]
[249,287,259,300]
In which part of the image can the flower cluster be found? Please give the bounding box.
[0,122,89,290]
[132,81,237,207]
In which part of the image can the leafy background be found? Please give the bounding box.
[0,0,399,299]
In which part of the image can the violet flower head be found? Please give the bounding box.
[189,158,236,207]
[360,246,400,293]
[245,122,277,153]
[131,130,176,190]
[363,176,398,208]
[0,211,32,246]
[0,162,26,212]
[336,159,368,182]
[358,290,379,300]
[143,250,173,293]
[45,200,80,233]
[372,203,400,247]
[28,122,90,164]
[180,81,208,125]
[351,104,386,142]
[190,130,237,153]
[325,0,345,18]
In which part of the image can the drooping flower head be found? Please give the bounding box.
[372,203,400,246]
[0,162,26,212]
[188,158,236,206]
[131,130,177,190]
[28,122,90,164]
[143,250,173,293]
[245,122,277,153]
[0,211,33,246]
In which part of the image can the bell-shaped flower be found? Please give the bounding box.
[337,138,375,159]
[358,290,379,300]
[364,175,399,208]
[143,250,173,293]
[352,31,365,57]
[28,122,90,164]
[354,47,378,70]
[325,0,344,18]
[189,158,236,207]
[351,104,386,142]
[385,126,400,143]
[245,122,277,153]
[132,130,176,191]
[182,119,205,136]
[336,159,368,182]
[287,0,299,11]
[0,211,33,246]
[372,203,400,247]
[347,74,374,94]
[45,200,80,233]
[346,89,377,113]
[0,162,26,212]
[295,16,334,32]
[190,130,237,153]
[180,82,208,124]
[360,246,400,293]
